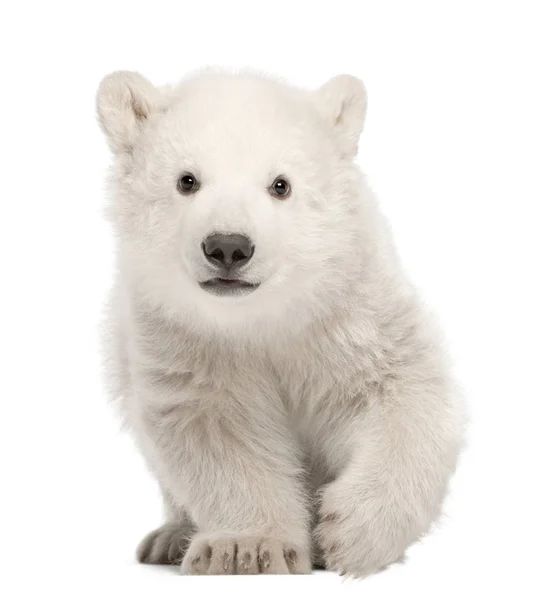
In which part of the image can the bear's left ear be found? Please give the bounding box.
[96,71,162,154]
[314,75,367,159]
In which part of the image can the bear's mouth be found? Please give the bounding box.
[199,278,260,296]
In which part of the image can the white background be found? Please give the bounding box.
[1,1,543,598]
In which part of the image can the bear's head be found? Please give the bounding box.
[97,70,371,337]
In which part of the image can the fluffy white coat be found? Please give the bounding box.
[97,69,465,577]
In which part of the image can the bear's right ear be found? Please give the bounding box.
[96,71,162,154]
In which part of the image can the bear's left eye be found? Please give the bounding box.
[269,177,291,199]
[177,173,199,195]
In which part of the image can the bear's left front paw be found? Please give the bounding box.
[315,497,409,577]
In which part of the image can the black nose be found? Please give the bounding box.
[202,233,255,269]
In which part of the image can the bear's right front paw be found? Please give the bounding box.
[180,533,311,575]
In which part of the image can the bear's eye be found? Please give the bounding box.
[270,177,291,199]
[177,173,199,195]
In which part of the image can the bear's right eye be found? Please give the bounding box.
[177,173,199,195]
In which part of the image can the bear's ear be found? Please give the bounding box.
[96,71,162,154]
[314,75,367,159]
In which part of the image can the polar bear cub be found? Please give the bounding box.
[97,70,465,577]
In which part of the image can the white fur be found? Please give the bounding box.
[97,69,465,577]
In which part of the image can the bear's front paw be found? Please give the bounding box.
[315,493,410,577]
[180,533,311,575]
[137,522,192,565]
